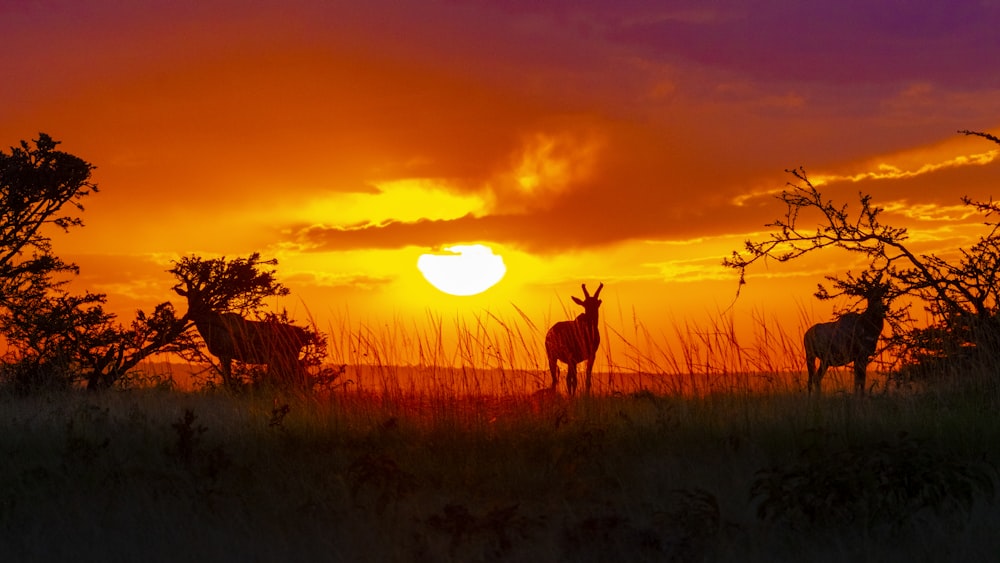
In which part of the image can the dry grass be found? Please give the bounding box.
[1,308,998,561]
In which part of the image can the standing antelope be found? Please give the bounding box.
[175,284,311,388]
[545,283,603,396]
[803,280,888,396]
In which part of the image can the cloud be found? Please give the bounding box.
[292,214,533,252]
[732,135,1000,210]
[811,152,998,187]
[283,271,395,291]
[880,202,976,223]
[643,256,739,284]
[487,128,606,214]
[9,0,1000,273]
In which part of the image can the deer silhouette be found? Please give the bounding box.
[174,283,311,388]
[803,278,888,396]
[545,283,603,396]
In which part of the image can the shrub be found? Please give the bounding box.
[751,431,996,533]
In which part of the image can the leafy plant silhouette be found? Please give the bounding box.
[346,453,418,515]
[62,405,111,466]
[751,432,996,532]
[655,488,722,559]
[268,402,291,431]
[168,409,207,466]
[425,503,532,557]
[166,409,230,482]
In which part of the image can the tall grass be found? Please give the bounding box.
[2,306,998,561]
[317,303,820,399]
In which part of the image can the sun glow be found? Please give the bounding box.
[417,244,506,296]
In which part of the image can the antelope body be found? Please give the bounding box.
[803,284,887,396]
[175,287,310,387]
[545,283,603,396]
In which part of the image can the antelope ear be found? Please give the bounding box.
[593,282,604,298]
[572,296,585,306]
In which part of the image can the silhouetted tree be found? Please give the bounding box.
[0,133,94,300]
[0,134,191,390]
[1,288,189,390]
[170,254,289,314]
[725,129,1000,382]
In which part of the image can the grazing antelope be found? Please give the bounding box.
[545,283,603,396]
[174,284,311,388]
[803,280,888,396]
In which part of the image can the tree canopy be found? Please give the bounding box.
[0,133,95,300]
[170,253,290,316]
[725,129,1000,383]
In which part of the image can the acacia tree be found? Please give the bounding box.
[724,130,1000,379]
[0,134,196,390]
[2,289,191,390]
[0,133,101,388]
[0,133,94,299]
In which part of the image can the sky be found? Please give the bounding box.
[3,0,1000,373]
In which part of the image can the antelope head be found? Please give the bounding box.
[172,279,216,320]
[572,282,604,320]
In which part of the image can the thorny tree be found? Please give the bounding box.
[2,288,191,390]
[724,129,1000,381]
[0,133,93,302]
[0,134,194,390]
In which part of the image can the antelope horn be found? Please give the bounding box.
[594,282,604,298]
[581,283,590,298]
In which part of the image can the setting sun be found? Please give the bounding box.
[417,244,506,296]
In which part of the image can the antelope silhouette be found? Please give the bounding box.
[803,279,888,396]
[545,283,603,396]
[174,283,311,387]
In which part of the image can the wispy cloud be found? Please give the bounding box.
[812,151,998,186]
[881,202,978,223]
[730,142,1000,210]
[283,271,395,291]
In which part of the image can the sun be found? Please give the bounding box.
[417,244,506,296]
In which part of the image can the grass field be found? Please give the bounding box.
[2,311,998,562]
[1,372,999,562]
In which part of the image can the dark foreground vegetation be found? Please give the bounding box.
[1,379,999,562]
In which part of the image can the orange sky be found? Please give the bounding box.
[3,1,1000,375]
